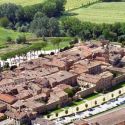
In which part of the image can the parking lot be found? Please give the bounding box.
[54,94,125,125]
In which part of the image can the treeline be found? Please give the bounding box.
[0,0,125,43]
[0,0,66,32]
[61,17,125,43]
[30,13,60,37]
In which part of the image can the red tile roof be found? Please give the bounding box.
[0,94,17,104]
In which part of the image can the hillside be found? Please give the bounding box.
[0,0,97,10]
[0,27,31,47]
[68,2,125,23]
[65,0,98,10]
[0,0,45,6]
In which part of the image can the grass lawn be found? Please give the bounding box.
[48,82,125,116]
[84,93,100,101]
[73,100,85,105]
[0,0,45,6]
[110,81,125,92]
[0,27,31,48]
[0,27,71,52]
[63,100,85,110]
[0,37,72,58]
[51,108,64,114]
[0,26,72,57]
[44,39,71,50]
[47,93,100,115]
[49,99,85,115]
[68,2,125,24]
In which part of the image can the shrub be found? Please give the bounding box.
[103,98,105,102]
[16,35,26,44]
[10,65,17,70]
[47,114,50,118]
[69,37,79,45]
[64,88,74,97]
[63,46,70,51]
[18,25,29,32]
[0,17,9,27]
[6,36,12,43]
[76,107,79,112]
[55,113,58,117]
[118,35,125,43]
[95,101,97,105]
[65,110,68,114]
[38,53,45,57]
[50,52,55,55]
[119,90,121,95]
[85,104,88,108]
[3,62,9,69]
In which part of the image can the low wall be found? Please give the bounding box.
[46,86,125,120]
[112,74,125,86]
[76,87,95,98]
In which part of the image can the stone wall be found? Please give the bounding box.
[112,74,125,86]
[76,87,95,98]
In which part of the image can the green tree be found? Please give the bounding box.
[42,0,66,17]
[118,35,125,46]
[0,3,20,23]
[103,97,105,102]
[16,35,26,44]
[65,110,68,115]
[55,112,58,117]
[33,12,45,19]
[111,94,114,98]
[85,104,88,109]
[0,17,9,27]
[48,17,60,37]
[42,1,56,17]
[4,62,10,69]
[6,36,13,44]
[61,17,82,36]
[64,88,74,97]
[76,107,79,112]
[119,90,121,95]
[30,15,49,37]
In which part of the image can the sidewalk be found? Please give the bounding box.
[44,86,125,120]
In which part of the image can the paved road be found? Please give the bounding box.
[86,103,125,121]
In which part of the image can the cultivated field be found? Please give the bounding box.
[69,2,125,24]
[0,27,31,47]
[65,0,98,10]
[0,27,71,56]
[0,0,97,10]
[0,0,45,6]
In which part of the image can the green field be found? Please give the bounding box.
[0,27,31,47]
[0,0,97,10]
[65,0,98,10]
[69,2,125,24]
[0,0,45,6]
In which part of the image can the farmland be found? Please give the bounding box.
[0,0,125,58]
[0,0,45,6]
[3,0,124,24]
[0,27,31,47]
[0,0,97,10]
[68,2,125,24]
[65,0,99,10]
